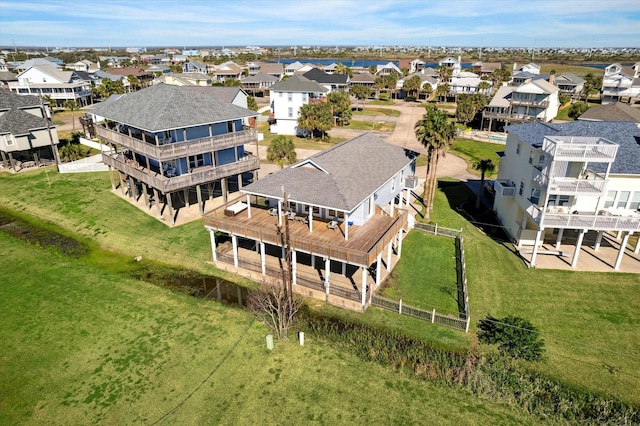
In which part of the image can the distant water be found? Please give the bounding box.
[580,64,608,69]
[271,58,474,69]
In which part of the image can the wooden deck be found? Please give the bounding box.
[204,199,407,267]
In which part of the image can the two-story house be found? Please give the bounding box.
[241,73,279,97]
[91,84,260,224]
[492,121,640,271]
[269,75,328,136]
[601,63,640,104]
[212,61,243,83]
[204,133,417,310]
[482,79,559,131]
[8,65,92,107]
[0,90,59,171]
[303,68,349,93]
[70,60,100,73]
[553,73,585,100]
[183,61,209,74]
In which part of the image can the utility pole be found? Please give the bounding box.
[277,191,293,307]
[40,95,60,170]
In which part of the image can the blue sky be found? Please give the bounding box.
[1,0,639,48]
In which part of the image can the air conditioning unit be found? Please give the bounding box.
[404,176,418,189]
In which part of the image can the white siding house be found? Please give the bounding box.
[269,75,328,136]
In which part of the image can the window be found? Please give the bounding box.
[617,191,630,209]
[518,180,525,196]
[548,194,570,207]
[288,107,293,118]
[629,192,640,210]
[516,143,521,155]
[287,93,292,102]
[604,190,617,208]
[538,154,545,166]
[279,92,283,97]
[189,154,204,169]
[528,151,534,165]
[302,93,308,102]
[530,188,541,204]
[3,134,15,146]
[391,178,396,192]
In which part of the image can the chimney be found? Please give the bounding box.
[513,62,517,71]
[549,74,555,85]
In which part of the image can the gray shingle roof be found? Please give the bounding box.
[578,103,640,123]
[242,73,279,84]
[242,133,416,211]
[90,84,256,132]
[0,108,47,135]
[0,90,42,110]
[269,74,328,93]
[303,68,349,85]
[507,121,640,174]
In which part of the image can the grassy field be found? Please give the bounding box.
[352,107,401,117]
[345,120,395,132]
[0,233,552,425]
[539,64,604,78]
[257,121,345,150]
[449,139,504,176]
[553,101,600,121]
[1,162,639,408]
[423,179,640,405]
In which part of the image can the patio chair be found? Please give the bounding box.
[327,219,338,230]
[268,208,278,217]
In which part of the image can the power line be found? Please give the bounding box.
[149,318,255,426]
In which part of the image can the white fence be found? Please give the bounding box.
[58,153,109,173]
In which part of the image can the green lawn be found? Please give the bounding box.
[539,64,604,78]
[0,233,551,425]
[425,179,640,405]
[449,139,504,176]
[352,107,401,117]
[257,122,345,150]
[381,231,460,316]
[344,120,395,132]
[367,99,394,106]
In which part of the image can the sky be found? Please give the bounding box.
[1,0,639,49]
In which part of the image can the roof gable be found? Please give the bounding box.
[269,74,328,93]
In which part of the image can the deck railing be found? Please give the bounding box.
[97,126,258,161]
[541,212,640,232]
[103,152,259,193]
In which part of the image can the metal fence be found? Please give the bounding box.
[370,295,468,332]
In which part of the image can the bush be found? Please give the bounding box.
[477,315,545,361]
[405,96,416,102]
[559,94,571,106]
[568,102,589,120]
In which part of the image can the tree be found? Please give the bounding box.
[436,65,452,83]
[477,315,545,361]
[328,91,352,126]
[568,101,589,119]
[474,159,495,209]
[373,77,386,99]
[402,75,422,99]
[126,75,140,92]
[98,79,125,99]
[223,78,242,87]
[368,65,377,75]
[63,100,79,131]
[414,105,456,219]
[456,98,476,126]
[582,73,602,101]
[298,102,333,140]
[58,141,83,162]
[478,80,490,95]
[334,62,352,78]
[435,83,449,102]
[350,84,370,110]
[422,83,433,101]
[267,135,297,168]
[247,96,258,112]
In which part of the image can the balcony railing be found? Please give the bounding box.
[97,126,258,162]
[547,177,608,197]
[102,151,259,193]
[482,111,537,121]
[541,212,640,232]
[542,137,618,162]
[494,179,516,198]
[510,98,549,107]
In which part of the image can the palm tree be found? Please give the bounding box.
[478,80,490,95]
[126,75,140,92]
[414,105,456,219]
[63,100,79,131]
[402,75,422,99]
[474,159,496,209]
[267,136,297,168]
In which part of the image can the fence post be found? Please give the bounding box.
[435,223,438,235]
[465,317,470,333]
[432,308,436,323]
[399,299,402,314]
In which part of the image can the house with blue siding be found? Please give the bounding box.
[91,84,259,224]
[204,134,418,310]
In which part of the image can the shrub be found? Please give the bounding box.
[568,102,589,119]
[404,95,416,102]
[477,315,545,361]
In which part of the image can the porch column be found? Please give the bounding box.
[291,250,297,286]
[361,267,367,307]
[231,234,239,269]
[166,192,175,225]
[616,230,623,240]
[246,194,251,218]
[376,253,382,286]
[530,228,543,268]
[324,258,330,296]
[117,173,125,195]
[571,229,586,268]
[405,188,410,208]
[238,173,243,189]
[390,197,395,216]
[311,254,316,269]
[142,184,149,208]
[108,166,116,190]
[387,240,393,270]
[634,233,640,254]
[222,177,228,204]
[278,199,283,226]
[397,229,403,257]
[153,188,163,220]
[594,231,604,251]
[184,189,189,207]
[555,228,564,250]
[197,185,204,215]
[308,208,313,232]
[614,232,630,271]
[260,242,266,275]
[209,229,218,262]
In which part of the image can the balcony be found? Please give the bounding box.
[103,151,260,193]
[494,179,516,198]
[510,98,549,107]
[547,176,608,197]
[482,110,537,122]
[541,136,618,162]
[97,126,258,162]
[205,201,407,268]
[541,211,640,232]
